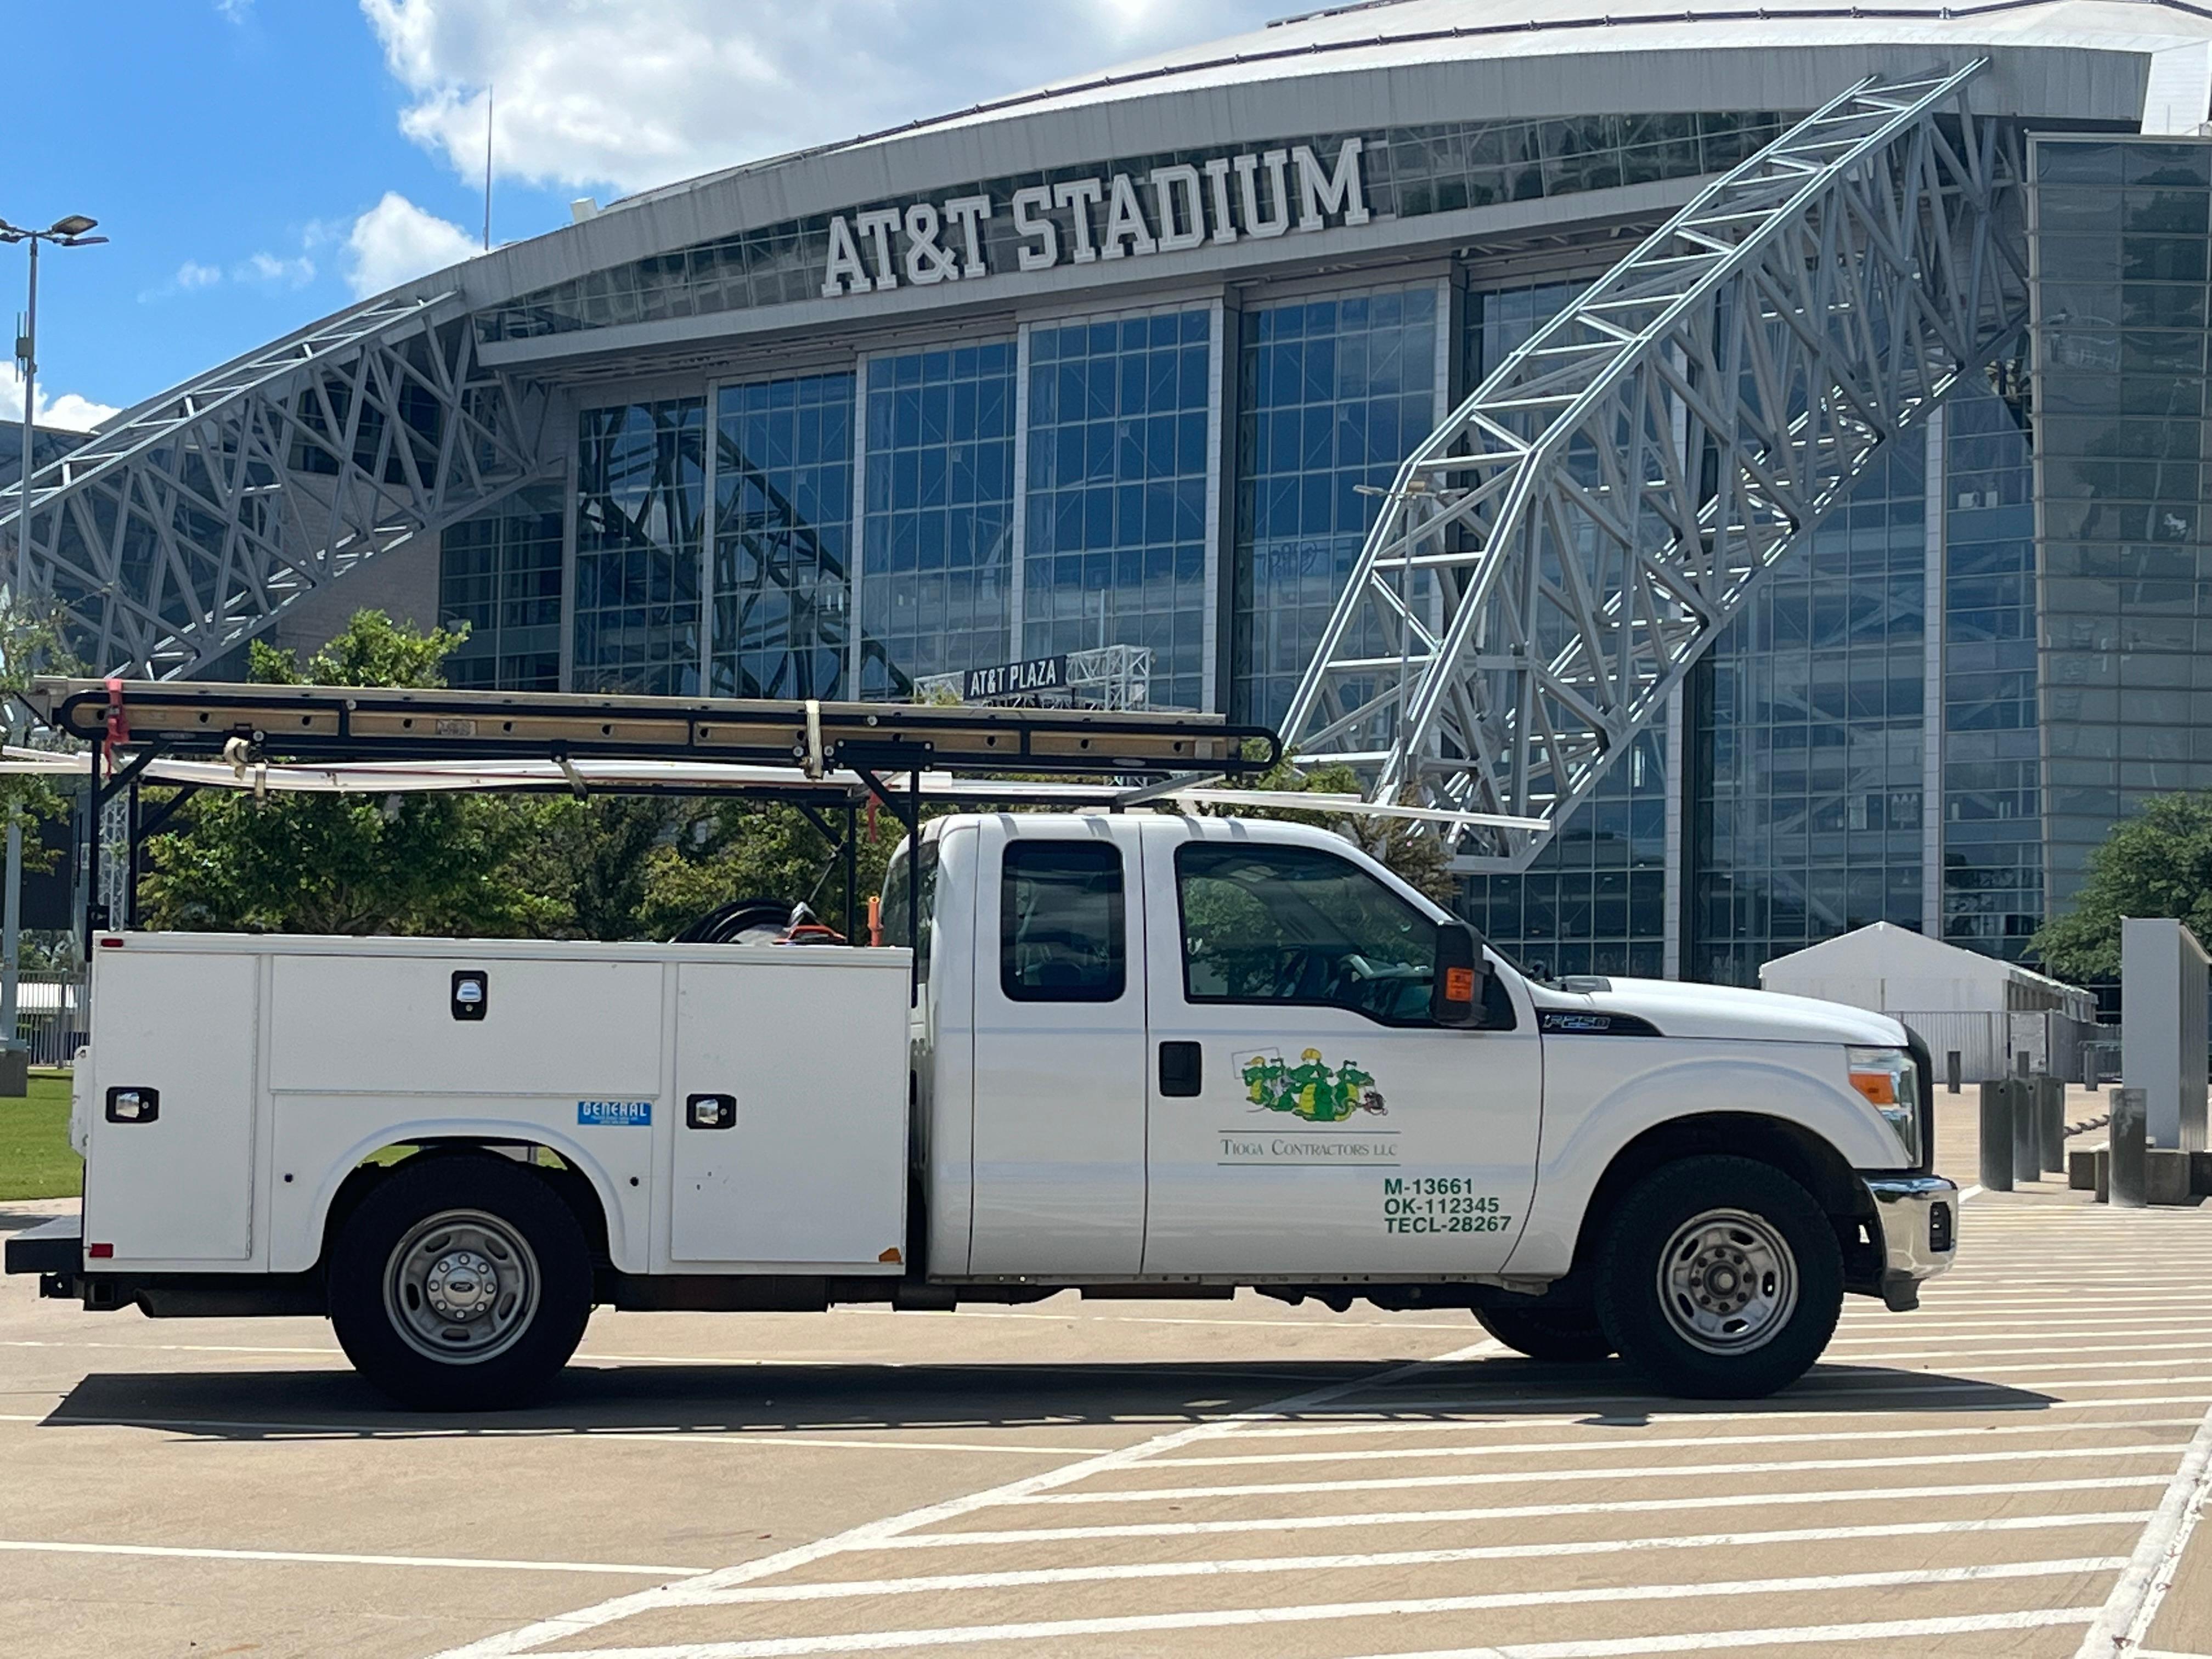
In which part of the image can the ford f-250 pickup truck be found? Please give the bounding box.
[6,810,1953,1409]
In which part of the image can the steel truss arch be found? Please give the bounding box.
[1283,63,2029,872]
[0,294,550,679]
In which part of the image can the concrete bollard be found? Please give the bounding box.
[2082,1047,2100,1095]
[2111,1087,2147,1210]
[2037,1074,2066,1175]
[1947,1050,1962,1094]
[1979,1080,2016,1193]
[2068,1147,2098,1190]
[2012,1078,2040,1183]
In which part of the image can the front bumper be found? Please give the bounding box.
[1860,1173,1959,1311]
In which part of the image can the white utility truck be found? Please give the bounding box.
[6,681,1955,1408]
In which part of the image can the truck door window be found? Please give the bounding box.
[1001,841,1125,1002]
[1176,843,1438,1025]
[881,840,939,983]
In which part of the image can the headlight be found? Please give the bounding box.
[1847,1045,1921,1166]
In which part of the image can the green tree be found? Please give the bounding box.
[2029,791,2212,981]
[142,612,566,937]
[1221,742,1459,906]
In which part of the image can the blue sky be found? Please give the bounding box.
[6,0,1288,429]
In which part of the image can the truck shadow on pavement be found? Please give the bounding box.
[40,1358,2060,1442]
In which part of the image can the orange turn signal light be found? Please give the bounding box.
[1444,967,1476,1002]
[1849,1072,1899,1107]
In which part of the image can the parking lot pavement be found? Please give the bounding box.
[4,1165,2210,1659]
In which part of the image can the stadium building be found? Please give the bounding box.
[12,0,2212,983]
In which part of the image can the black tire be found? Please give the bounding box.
[1475,1304,1616,1362]
[330,1154,592,1411]
[1594,1155,1842,1400]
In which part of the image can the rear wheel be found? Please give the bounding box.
[1475,1304,1615,1362]
[330,1155,592,1411]
[1594,1155,1842,1400]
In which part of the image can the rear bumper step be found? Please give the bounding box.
[4,1215,80,1277]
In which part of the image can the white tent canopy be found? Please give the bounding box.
[1759,922,2095,1023]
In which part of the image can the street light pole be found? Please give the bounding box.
[16,228,33,601]
[0,213,104,1078]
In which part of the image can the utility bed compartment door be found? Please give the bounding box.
[84,950,259,1263]
[268,956,662,1096]
[669,959,907,1267]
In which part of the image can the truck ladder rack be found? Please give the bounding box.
[30,678,1278,778]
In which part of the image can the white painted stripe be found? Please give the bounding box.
[887,1475,2172,1548]
[1137,1418,2200,1469]
[2079,1402,2212,1658]
[0,1538,698,1575]
[1024,1440,2188,1504]
[1959,1184,1985,1200]
[1323,1607,2094,1658]
[538,1558,2130,1658]
[421,1339,1502,1659]
[695,1513,2154,1604]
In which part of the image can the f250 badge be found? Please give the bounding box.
[1236,1048,1386,1122]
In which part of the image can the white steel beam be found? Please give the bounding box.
[0,295,549,678]
[1282,64,2029,871]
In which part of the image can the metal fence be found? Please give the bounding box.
[1887,1009,2096,1086]
[6,971,87,1065]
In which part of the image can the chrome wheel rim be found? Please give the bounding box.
[1656,1207,1797,1356]
[383,1209,539,1365]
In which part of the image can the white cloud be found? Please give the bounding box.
[216,0,253,20]
[176,259,223,290]
[343,191,481,298]
[0,365,119,432]
[359,0,1286,195]
[237,251,317,287]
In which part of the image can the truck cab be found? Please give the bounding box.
[898,811,1952,1390]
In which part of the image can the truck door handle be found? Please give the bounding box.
[1159,1042,1203,1097]
[686,1093,737,1130]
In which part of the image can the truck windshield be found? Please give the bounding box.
[880,839,939,982]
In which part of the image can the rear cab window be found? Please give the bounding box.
[1001,841,1126,1002]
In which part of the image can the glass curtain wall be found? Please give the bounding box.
[574,399,705,695]
[1231,284,1440,730]
[1023,308,1214,710]
[439,483,564,690]
[1691,442,1929,985]
[1942,384,2042,958]
[860,342,1017,697]
[2032,137,2212,916]
[712,373,855,699]
[1459,280,1669,979]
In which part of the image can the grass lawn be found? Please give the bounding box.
[0,1071,80,1203]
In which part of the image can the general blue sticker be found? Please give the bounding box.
[578,1099,652,1127]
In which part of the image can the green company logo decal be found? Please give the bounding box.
[1237,1047,1387,1122]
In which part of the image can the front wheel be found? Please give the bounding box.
[330,1154,593,1411]
[1475,1304,1615,1362]
[1594,1155,1842,1400]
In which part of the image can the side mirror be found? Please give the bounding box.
[1432,919,1489,1029]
